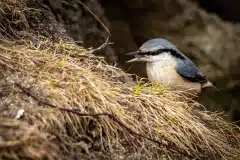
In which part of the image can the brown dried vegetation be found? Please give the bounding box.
[0,0,240,159]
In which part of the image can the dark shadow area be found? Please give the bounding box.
[193,0,240,22]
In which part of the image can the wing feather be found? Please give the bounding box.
[176,58,207,83]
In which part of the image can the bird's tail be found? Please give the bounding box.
[201,81,219,91]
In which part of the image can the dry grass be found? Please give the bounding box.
[0,40,239,159]
[0,118,58,160]
[0,0,240,159]
[0,0,36,39]
[0,0,70,41]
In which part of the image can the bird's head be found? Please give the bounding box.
[126,38,185,63]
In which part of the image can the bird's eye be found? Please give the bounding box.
[151,51,159,55]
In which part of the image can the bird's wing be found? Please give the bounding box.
[175,59,207,83]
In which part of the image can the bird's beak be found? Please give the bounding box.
[126,52,137,56]
[126,51,139,63]
[126,57,140,63]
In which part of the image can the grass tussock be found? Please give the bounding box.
[0,40,240,160]
[0,118,58,160]
[0,0,70,41]
[0,0,35,39]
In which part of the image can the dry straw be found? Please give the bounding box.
[0,0,240,159]
[0,39,239,159]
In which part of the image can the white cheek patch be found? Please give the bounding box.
[151,52,171,62]
[144,55,153,62]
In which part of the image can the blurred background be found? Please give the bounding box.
[46,0,240,123]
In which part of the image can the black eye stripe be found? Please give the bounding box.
[138,51,159,56]
[165,49,185,59]
[138,49,185,59]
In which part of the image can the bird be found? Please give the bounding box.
[126,38,216,94]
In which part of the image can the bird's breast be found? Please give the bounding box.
[146,54,201,92]
[146,55,177,85]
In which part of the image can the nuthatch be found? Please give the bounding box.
[126,38,215,93]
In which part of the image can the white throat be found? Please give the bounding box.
[146,52,177,85]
